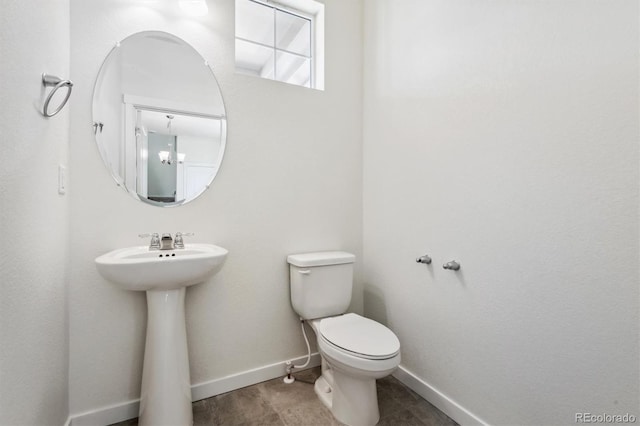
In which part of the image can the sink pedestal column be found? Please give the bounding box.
[139,288,193,426]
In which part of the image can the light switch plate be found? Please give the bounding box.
[58,164,66,195]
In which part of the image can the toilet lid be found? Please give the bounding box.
[318,313,400,359]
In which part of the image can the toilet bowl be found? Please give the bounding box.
[310,314,401,426]
[287,252,401,426]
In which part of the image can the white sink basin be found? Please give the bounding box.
[95,243,228,291]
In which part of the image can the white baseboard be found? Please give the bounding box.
[191,353,321,401]
[68,400,140,426]
[393,365,489,426]
[68,353,321,426]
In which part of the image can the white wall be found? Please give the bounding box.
[363,1,639,425]
[3,1,636,423]
[68,0,362,416]
[0,0,70,424]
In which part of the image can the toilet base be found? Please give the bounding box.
[314,369,380,426]
[314,375,333,410]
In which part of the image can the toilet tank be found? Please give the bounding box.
[287,251,355,320]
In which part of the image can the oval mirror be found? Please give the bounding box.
[92,31,227,207]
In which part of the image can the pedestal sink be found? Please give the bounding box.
[95,243,228,426]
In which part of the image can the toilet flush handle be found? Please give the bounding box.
[298,269,311,275]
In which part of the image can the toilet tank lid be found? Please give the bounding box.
[287,251,355,267]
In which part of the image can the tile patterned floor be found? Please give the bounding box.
[111,367,458,426]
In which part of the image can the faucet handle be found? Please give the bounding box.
[139,233,161,250]
[174,232,194,249]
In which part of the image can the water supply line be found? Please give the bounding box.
[283,318,311,384]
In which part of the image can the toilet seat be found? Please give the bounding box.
[318,313,400,360]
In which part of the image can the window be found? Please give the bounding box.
[235,0,324,90]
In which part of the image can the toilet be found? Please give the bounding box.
[287,251,401,426]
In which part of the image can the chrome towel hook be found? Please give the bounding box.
[42,73,73,117]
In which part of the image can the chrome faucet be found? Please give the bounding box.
[140,232,192,250]
[160,233,174,250]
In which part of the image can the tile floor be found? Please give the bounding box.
[111,367,458,426]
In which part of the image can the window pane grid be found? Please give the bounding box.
[236,0,314,88]
[275,9,311,56]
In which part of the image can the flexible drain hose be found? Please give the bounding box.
[284,318,311,383]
